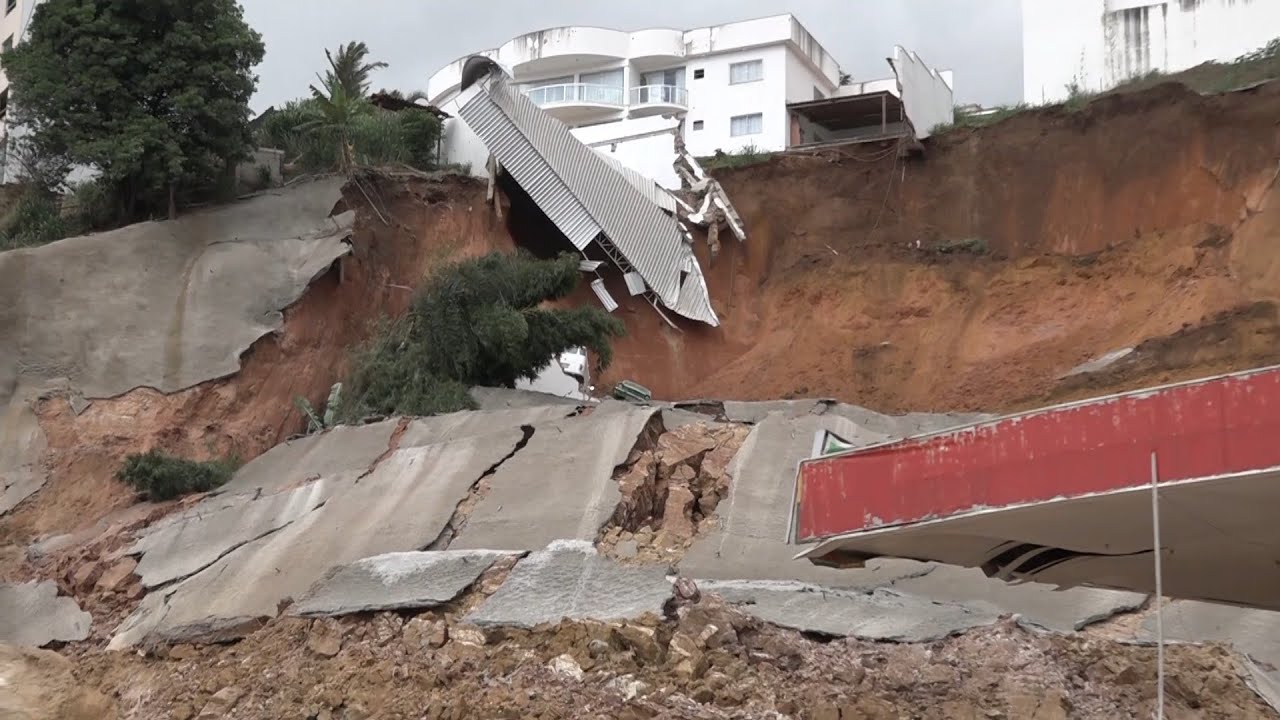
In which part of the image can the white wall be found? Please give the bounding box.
[575,116,682,189]
[683,44,789,155]
[892,46,955,138]
[1023,0,1280,105]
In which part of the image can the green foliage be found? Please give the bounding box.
[4,0,265,222]
[255,45,441,174]
[337,252,626,423]
[0,189,68,251]
[701,143,772,171]
[116,450,239,501]
[65,179,117,232]
[934,238,989,256]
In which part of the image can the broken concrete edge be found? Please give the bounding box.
[0,580,93,647]
[288,549,526,618]
[423,425,537,552]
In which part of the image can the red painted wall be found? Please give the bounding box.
[795,366,1280,542]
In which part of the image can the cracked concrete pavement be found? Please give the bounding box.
[466,541,674,628]
[0,581,92,647]
[0,178,353,518]
[111,398,1155,649]
[291,550,516,617]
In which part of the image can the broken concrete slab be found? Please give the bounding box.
[701,579,1001,642]
[824,403,990,440]
[0,581,91,647]
[1137,600,1280,671]
[660,407,716,430]
[680,412,931,587]
[466,541,673,628]
[112,427,527,647]
[721,400,827,424]
[450,406,659,551]
[217,419,399,496]
[129,477,340,588]
[291,550,515,617]
[398,405,573,448]
[469,386,583,411]
[891,565,1148,633]
[0,178,350,406]
[0,388,47,517]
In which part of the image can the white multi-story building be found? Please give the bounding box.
[1022,0,1280,105]
[428,15,954,187]
[428,15,844,159]
[0,0,39,180]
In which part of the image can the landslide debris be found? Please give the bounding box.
[59,598,1274,720]
[599,421,750,565]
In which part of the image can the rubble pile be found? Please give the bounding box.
[14,599,1263,719]
[599,422,750,564]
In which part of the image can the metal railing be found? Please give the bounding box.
[525,83,625,108]
[629,85,689,107]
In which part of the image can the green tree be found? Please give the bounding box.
[338,251,626,422]
[320,42,387,100]
[4,0,265,222]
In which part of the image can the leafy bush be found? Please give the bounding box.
[64,179,116,232]
[0,190,68,251]
[257,98,442,174]
[336,251,625,423]
[934,237,989,256]
[702,143,772,171]
[116,450,239,501]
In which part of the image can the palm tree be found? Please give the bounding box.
[321,42,387,100]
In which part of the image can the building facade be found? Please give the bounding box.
[1022,0,1280,104]
[427,15,847,168]
[0,0,39,181]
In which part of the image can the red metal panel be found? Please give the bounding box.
[795,366,1280,542]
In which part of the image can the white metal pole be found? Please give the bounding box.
[1151,451,1165,720]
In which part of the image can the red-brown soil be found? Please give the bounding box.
[585,82,1280,412]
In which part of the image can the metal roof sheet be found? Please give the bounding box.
[456,74,718,326]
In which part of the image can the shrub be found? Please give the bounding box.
[116,450,239,501]
[0,189,68,251]
[336,251,625,423]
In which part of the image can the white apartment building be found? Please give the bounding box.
[428,15,845,162]
[427,15,954,187]
[0,0,38,180]
[1023,0,1280,104]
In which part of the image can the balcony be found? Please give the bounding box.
[524,82,626,124]
[628,85,689,118]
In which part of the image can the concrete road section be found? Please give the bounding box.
[112,427,529,647]
[129,477,340,588]
[450,406,659,551]
[0,387,47,517]
[467,541,673,628]
[0,581,91,647]
[291,550,516,617]
[701,579,1002,643]
[468,386,582,411]
[398,405,576,448]
[218,419,398,496]
[0,177,350,404]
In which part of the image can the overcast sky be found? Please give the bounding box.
[241,0,1023,114]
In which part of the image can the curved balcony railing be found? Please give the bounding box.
[525,83,625,108]
[629,84,689,108]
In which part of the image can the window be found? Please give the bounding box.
[2,35,11,54]
[693,68,705,80]
[813,87,825,100]
[729,59,764,85]
[692,120,704,131]
[730,113,763,137]
[4,0,13,16]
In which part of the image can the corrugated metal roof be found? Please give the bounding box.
[623,271,647,297]
[591,278,619,312]
[594,149,678,213]
[456,74,719,326]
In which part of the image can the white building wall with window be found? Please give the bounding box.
[428,14,847,187]
[1022,0,1280,105]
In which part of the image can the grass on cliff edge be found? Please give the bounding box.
[117,451,240,501]
[334,250,625,424]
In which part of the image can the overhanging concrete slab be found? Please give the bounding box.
[0,581,91,647]
[700,579,1000,642]
[466,541,672,628]
[291,550,516,617]
[217,419,398,496]
[796,366,1280,611]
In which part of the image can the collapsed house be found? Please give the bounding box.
[452,56,744,327]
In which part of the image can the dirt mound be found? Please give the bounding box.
[62,599,1273,719]
[577,82,1280,412]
